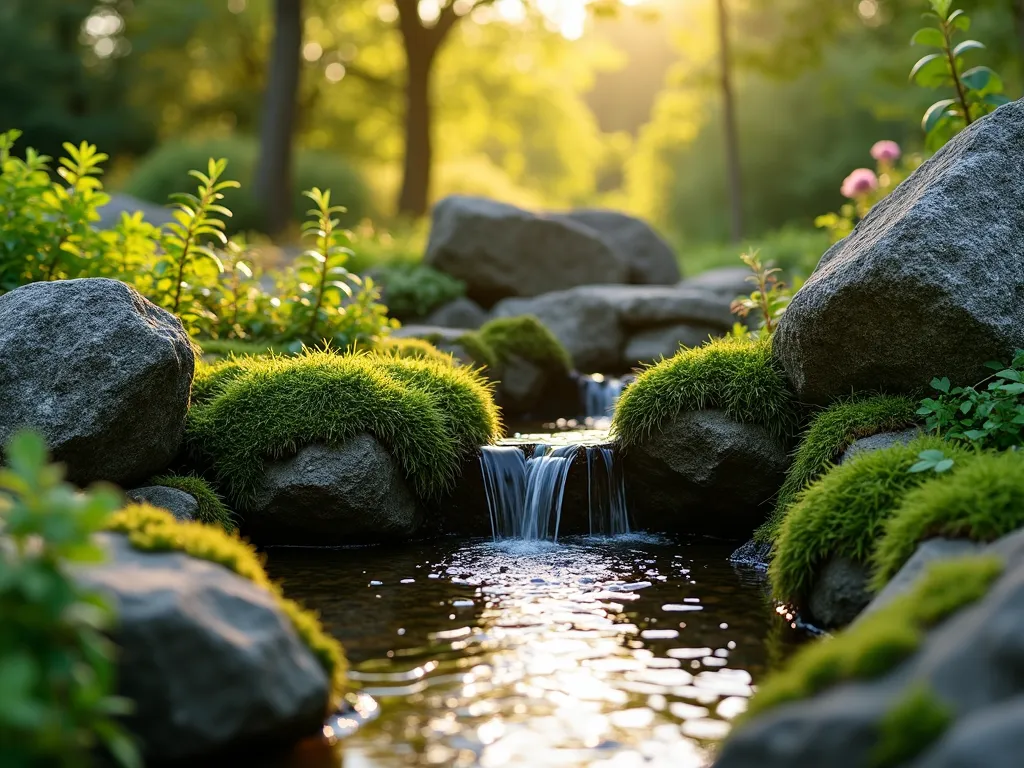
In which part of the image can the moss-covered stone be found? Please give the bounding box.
[871,450,1024,590]
[106,503,347,704]
[186,350,501,506]
[769,437,970,606]
[478,315,572,373]
[149,473,234,531]
[871,683,952,768]
[612,335,796,448]
[756,394,920,544]
[744,554,1003,722]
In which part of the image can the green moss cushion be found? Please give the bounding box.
[756,395,920,544]
[107,504,347,704]
[149,473,234,531]
[478,315,572,373]
[612,336,795,448]
[769,437,970,605]
[871,450,1024,589]
[187,350,501,505]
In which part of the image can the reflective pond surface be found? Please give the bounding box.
[264,535,808,768]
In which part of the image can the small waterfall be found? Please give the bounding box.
[480,443,630,541]
[579,374,625,422]
[586,446,630,536]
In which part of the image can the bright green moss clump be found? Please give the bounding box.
[374,336,455,364]
[744,554,1003,721]
[107,504,348,703]
[191,356,263,405]
[756,395,919,544]
[149,473,235,531]
[187,350,501,505]
[871,450,1024,589]
[769,437,969,605]
[612,336,795,447]
[478,316,572,373]
[871,683,952,768]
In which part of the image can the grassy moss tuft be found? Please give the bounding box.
[149,473,235,531]
[186,350,501,505]
[612,336,795,447]
[198,339,287,360]
[191,356,269,405]
[755,395,920,544]
[744,554,1002,721]
[871,684,952,768]
[374,336,456,364]
[478,316,572,373]
[769,437,970,605]
[106,503,347,703]
[871,450,1024,589]
[452,331,500,371]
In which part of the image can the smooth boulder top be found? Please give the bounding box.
[0,278,194,487]
[75,533,329,761]
[774,100,1024,404]
[425,195,628,307]
[559,208,682,285]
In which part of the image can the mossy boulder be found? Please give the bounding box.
[0,278,194,487]
[613,337,795,538]
[78,505,345,761]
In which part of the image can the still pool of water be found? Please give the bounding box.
[264,535,808,768]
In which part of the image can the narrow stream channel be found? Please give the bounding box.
[265,535,809,768]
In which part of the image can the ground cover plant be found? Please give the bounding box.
[769,436,970,606]
[871,450,1024,588]
[612,335,796,447]
[0,431,139,768]
[756,395,920,544]
[375,263,466,320]
[186,350,501,506]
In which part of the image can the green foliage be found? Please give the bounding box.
[123,138,370,235]
[612,336,796,447]
[729,250,793,336]
[197,339,286,361]
[912,0,1010,151]
[872,450,1024,588]
[373,337,456,365]
[148,474,235,531]
[769,437,969,605]
[105,503,347,705]
[186,350,501,505]
[0,431,139,768]
[917,351,1024,450]
[908,448,957,474]
[744,554,1002,721]
[871,684,952,767]
[478,316,572,373]
[375,263,467,321]
[678,227,830,279]
[756,395,920,544]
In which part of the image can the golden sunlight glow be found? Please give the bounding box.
[484,0,653,40]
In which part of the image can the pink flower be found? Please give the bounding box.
[841,168,879,199]
[870,140,901,164]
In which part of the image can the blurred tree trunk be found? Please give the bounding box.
[394,0,472,218]
[255,0,303,238]
[716,0,744,243]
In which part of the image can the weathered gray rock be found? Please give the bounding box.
[492,289,625,372]
[807,556,872,629]
[624,324,723,366]
[75,534,329,761]
[248,437,423,545]
[0,278,194,487]
[126,486,198,522]
[715,527,1024,768]
[729,538,773,569]
[623,410,789,538]
[390,324,466,342]
[679,267,752,299]
[775,101,1024,404]
[494,354,548,415]
[838,427,922,464]
[492,284,735,371]
[560,209,681,285]
[425,196,627,307]
[422,296,487,329]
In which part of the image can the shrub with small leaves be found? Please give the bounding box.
[911,0,1009,151]
[730,250,792,337]
[917,351,1024,450]
[0,431,140,768]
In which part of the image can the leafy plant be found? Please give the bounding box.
[375,263,466,320]
[909,448,956,474]
[917,351,1024,449]
[730,250,792,336]
[911,0,1010,151]
[0,431,139,768]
